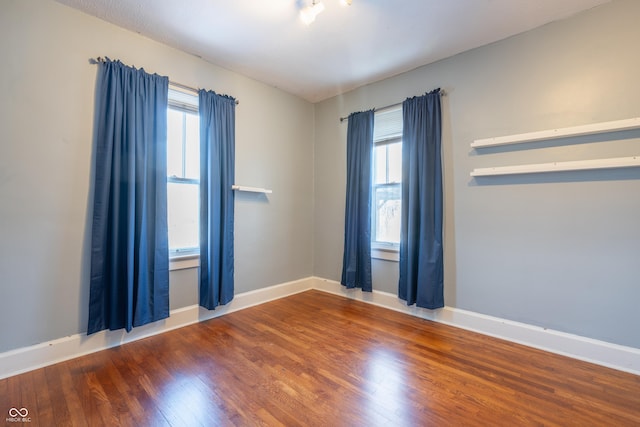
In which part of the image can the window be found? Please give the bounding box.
[372,107,402,261]
[167,87,200,259]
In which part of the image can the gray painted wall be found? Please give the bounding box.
[0,0,314,352]
[314,0,640,348]
[2,0,639,355]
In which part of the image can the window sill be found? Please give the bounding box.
[372,246,399,262]
[169,254,200,271]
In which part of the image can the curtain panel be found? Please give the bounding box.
[341,110,374,291]
[198,90,236,310]
[88,59,170,334]
[398,89,444,309]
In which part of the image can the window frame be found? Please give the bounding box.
[167,87,201,269]
[371,107,403,262]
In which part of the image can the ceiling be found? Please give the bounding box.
[55,0,611,103]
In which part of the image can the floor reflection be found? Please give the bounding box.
[160,373,227,425]
[363,348,414,427]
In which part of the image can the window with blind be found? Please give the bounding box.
[167,87,200,257]
[372,107,402,259]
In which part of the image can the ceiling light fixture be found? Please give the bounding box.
[339,0,352,6]
[300,0,326,25]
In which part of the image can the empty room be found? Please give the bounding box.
[1,0,639,425]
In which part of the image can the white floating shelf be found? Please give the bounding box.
[471,117,640,149]
[231,185,272,194]
[470,156,640,177]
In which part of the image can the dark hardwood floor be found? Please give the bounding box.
[2,290,639,426]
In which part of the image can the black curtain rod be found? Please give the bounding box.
[91,57,239,105]
[339,90,446,122]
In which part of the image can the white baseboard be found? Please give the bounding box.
[311,277,640,376]
[0,277,313,380]
[3,275,639,380]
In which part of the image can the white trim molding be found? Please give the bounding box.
[2,275,639,380]
[169,254,200,271]
[0,277,313,380]
[311,277,640,376]
[371,246,399,262]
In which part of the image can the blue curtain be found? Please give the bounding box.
[88,60,170,334]
[341,110,374,291]
[199,90,236,310]
[398,89,444,309]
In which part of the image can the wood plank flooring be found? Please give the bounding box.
[1,290,639,426]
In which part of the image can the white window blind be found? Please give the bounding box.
[168,86,198,113]
[373,107,402,142]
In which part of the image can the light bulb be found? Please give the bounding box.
[300,1,325,25]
